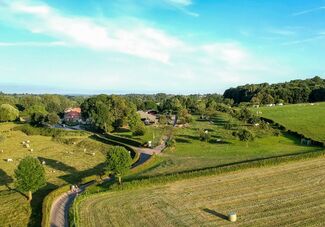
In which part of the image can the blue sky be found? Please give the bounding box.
[0,0,324,94]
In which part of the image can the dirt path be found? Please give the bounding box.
[49,139,167,227]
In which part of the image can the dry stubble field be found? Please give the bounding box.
[78,156,325,227]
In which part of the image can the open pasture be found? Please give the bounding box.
[135,112,320,177]
[259,102,325,143]
[77,156,325,226]
[0,123,108,226]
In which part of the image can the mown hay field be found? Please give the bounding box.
[77,156,325,226]
[259,102,325,143]
[0,123,108,226]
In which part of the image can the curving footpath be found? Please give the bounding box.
[49,139,166,227]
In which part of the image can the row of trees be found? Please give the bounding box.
[223,76,325,104]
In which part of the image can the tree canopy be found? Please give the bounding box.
[223,76,325,104]
[14,156,46,201]
[105,146,132,184]
[0,104,19,122]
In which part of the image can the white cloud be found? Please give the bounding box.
[1,0,182,63]
[292,6,325,16]
[0,0,287,93]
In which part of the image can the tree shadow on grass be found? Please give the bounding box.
[59,162,106,184]
[28,182,57,227]
[178,134,200,141]
[37,157,77,173]
[175,138,191,143]
[202,208,228,221]
[0,168,13,190]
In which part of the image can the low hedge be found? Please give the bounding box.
[41,185,70,227]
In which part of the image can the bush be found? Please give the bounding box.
[0,104,19,122]
[132,123,146,136]
[199,129,211,142]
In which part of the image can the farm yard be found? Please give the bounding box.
[259,102,325,143]
[0,123,108,226]
[132,112,321,177]
[76,156,325,226]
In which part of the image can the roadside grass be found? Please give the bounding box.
[258,102,325,143]
[135,112,319,177]
[76,156,325,226]
[0,122,108,227]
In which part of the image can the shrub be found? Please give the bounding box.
[132,123,146,136]
[233,128,255,147]
[199,129,211,142]
[0,104,19,122]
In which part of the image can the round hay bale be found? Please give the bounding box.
[228,212,237,222]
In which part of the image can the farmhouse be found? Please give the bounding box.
[137,110,157,125]
[64,107,81,123]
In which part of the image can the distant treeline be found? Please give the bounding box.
[223,76,325,104]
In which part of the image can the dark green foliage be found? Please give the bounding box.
[81,95,138,133]
[14,156,46,201]
[106,146,132,183]
[46,112,60,125]
[132,122,146,136]
[0,104,19,122]
[233,128,255,146]
[309,88,325,102]
[224,76,325,104]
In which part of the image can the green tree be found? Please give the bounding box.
[0,104,19,122]
[81,95,137,132]
[131,121,146,136]
[46,112,60,125]
[14,156,46,201]
[178,108,193,124]
[233,128,254,147]
[106,146,132,184]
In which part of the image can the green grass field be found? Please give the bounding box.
[0,123,108,226]
[113,125,167,146]
[258,102,325,143]
[77,156,325,226]
[134,112,320,177]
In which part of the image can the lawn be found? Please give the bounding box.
[0,123,108,227]
[77,156,325,226]
[258,102,325,143]
[134,112,320,177]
